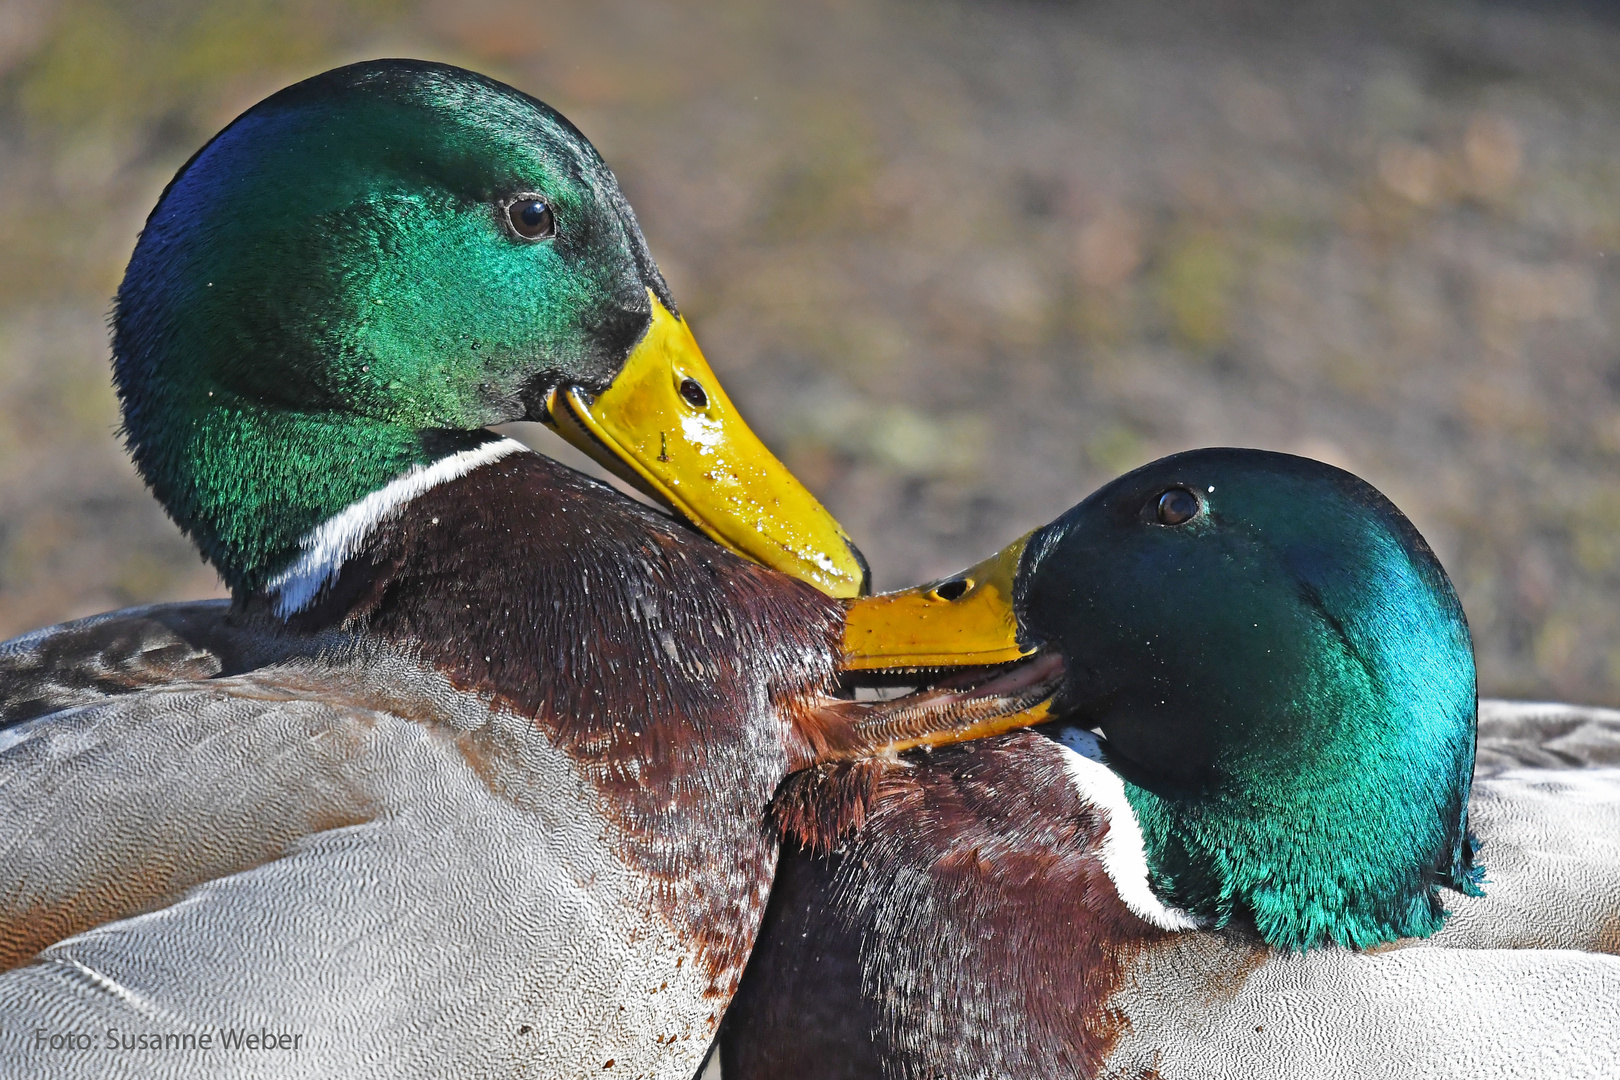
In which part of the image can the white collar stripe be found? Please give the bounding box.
[266,438,529,617]
[1054,729,1200,932]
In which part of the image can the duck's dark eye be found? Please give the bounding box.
[506,198,555,240]
[1155,487,1199,526]
[678,377,708,408]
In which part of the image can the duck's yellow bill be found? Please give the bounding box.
[842,532,1036,670]
[548,292,869,599]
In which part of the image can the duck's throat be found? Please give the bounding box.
[126,399,502,597]
[1121,769,1475,952]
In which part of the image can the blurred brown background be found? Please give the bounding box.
[1,0,1618,703]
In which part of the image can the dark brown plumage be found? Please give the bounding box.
[266,446,845,990]
[723,731,1166,1079]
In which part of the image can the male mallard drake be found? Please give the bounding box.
[722,449,1620,1079]
[0,60,1054,1078]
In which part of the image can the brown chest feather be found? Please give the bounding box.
[725,731,1170,1079]
[279,452,844,986]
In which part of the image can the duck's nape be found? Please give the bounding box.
[837,447,1480,950]
[113,59,867,601]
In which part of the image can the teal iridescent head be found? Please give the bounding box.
[113,60,867,600]
[841,448,1480,950]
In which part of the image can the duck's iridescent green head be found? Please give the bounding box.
[1018,449,1480,949]
[114,60,867,599]
[843,448,1480,950]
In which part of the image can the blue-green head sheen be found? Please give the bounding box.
[113,59,674,592]
[1020,449,1480,950]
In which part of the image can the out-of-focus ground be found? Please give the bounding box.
[1,0,1618,703]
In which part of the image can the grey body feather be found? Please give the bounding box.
[7,607,1620,1078]
[1,606,725,1079]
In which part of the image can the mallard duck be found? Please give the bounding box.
[0,60,1052,1079]
[722,448,1620,1079]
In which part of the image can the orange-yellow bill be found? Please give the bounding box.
[842,532,1036,670]
[547,291,868,598]
[806,530,1063,764]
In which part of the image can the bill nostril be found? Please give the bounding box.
[678,378,708,409]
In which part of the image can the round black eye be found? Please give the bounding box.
[506,199,555,239]
[1156,488,1199,526]
[678,377,708,408]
